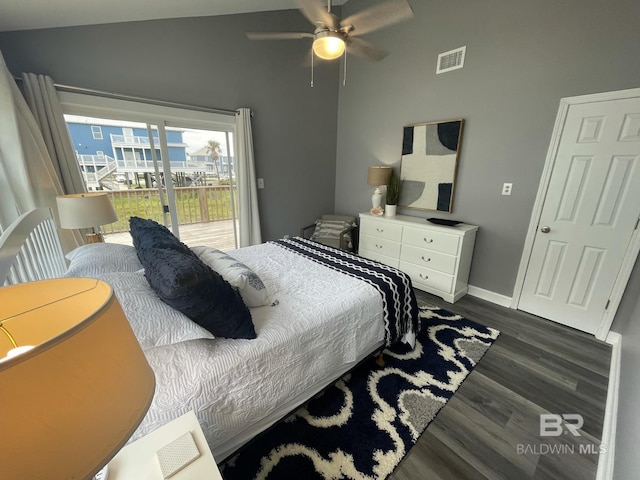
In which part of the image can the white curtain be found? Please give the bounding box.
[235,108,262,247]
[22,73,87,196]
[0,51,81,250]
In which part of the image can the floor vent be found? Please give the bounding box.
[437,46,466,74]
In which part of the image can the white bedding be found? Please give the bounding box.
[0,210,388,463]
[125,242,385,461]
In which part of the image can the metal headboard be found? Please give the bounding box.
[0,208,67,286]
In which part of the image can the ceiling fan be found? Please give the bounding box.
[246,0,414,62]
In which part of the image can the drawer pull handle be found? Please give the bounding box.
[375,244,383,249]
[421,256,431,262]
[376,228,384,232]
[423,238,434,243]
[419,273,429,280]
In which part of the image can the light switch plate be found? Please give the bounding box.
[156,431,201,479]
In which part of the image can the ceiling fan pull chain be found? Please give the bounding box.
[343,50,347,86]
[311,51,315,88]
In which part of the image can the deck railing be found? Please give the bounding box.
[101,185,238,234]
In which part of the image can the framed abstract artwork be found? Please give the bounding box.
[398,119,464,213]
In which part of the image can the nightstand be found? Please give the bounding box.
[108,411,222,480]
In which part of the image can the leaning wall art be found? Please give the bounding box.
[398,119,464,213]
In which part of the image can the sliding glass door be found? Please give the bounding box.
[61,93,238,250]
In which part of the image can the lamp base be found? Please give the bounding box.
[85,232,104,244]
[371,187,382,209]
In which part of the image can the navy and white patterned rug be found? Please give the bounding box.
[222,306,500,480]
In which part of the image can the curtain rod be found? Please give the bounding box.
[13,75,239,117]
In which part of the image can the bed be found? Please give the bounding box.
[0,208,418,462]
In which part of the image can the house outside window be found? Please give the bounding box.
[91,125,103,140]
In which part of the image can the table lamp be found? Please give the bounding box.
[57,193,118,243]
[0,278,155,480]
[367,166,392,209]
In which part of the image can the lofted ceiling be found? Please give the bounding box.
[0,0,348,32]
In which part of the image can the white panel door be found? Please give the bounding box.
[519,97,640,334]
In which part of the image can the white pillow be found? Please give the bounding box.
[65,243,143,277]
[92,271,215,349]
[191,246,271,308]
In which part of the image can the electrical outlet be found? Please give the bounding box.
[257,178,264,189]
[502,183,513,196]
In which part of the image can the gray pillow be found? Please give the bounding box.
[311,219,354,245]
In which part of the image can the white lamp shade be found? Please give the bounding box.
[0,278,155,480]
[313,31,346,60]
[56,193,118,229]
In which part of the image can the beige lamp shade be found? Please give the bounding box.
[56,193,118,229]
[367,166,392,186]
[0,278,155,480]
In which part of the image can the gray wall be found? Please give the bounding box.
[335,1,640,476]
[0,10,341,241]
[336,0,640,297]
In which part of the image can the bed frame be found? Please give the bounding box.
[0,208,67,285]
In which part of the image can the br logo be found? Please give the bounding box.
[540,414,584,436]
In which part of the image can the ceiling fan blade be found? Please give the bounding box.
[246,32,314,40]
[347,37,388,62]
[341,0,414,37]
[296,0,339,29]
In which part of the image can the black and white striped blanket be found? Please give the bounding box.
[270,237,419,347]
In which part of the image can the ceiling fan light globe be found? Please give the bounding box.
[313,33,345,60]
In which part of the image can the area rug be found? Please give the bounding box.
[221,305,500,480]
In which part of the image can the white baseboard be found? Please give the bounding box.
[596,331,621,480]
[467,285,513,307]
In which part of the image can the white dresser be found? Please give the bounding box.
[358,213,478,303]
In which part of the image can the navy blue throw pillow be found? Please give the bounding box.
[142,247,256,339]
[129,217,192,257]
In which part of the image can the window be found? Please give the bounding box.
[91,125,103,139]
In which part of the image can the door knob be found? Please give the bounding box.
[540,226,551,233]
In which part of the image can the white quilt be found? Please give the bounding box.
[127,242,385,461]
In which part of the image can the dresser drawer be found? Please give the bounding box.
[360,217,403,242]
[400,261,454,294]
[402,226,460,255]
[400,244,457,275]
[360,249,400,269]
[359,234,401,259]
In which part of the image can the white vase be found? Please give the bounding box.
[385,204,397,217]
[371,188,382,209]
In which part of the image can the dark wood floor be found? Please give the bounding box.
[391,290,612,480]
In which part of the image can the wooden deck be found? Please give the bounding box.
[105,219,238,251]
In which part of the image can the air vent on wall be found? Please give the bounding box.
[436,46,466,74]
